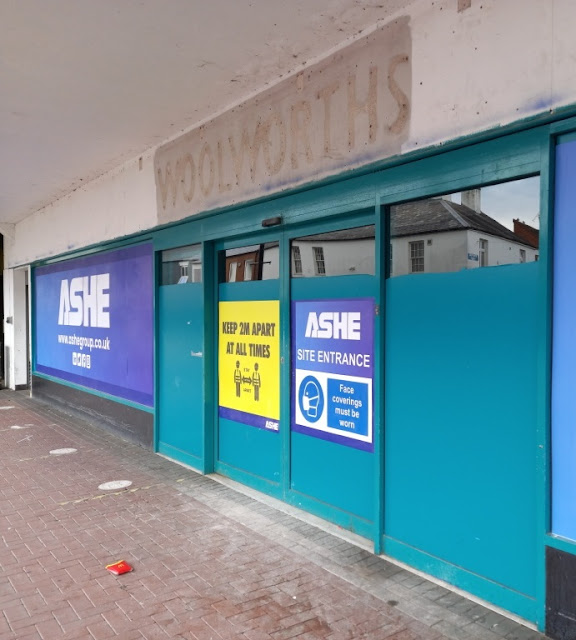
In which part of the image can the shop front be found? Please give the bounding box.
[23,4,576,631]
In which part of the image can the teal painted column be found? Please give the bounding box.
[373,200,386,554]
[280,232,291,500]
[202,240,216,473]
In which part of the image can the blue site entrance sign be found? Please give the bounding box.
[292,298,374,451]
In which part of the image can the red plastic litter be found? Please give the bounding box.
[106,560,133,575]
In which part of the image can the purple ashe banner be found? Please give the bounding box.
[552,138,576,540]
[292,298,374,451]
[34,244,154,407]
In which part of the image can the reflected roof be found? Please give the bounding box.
[391,199,538,247]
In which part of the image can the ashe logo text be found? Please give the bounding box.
[304,312,361,340]
[58,274,110,328]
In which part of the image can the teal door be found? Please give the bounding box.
[157,245,205,469]
[288,218,377,537]
[215,237,282,493]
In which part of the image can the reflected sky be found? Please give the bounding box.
[450,176,540,230]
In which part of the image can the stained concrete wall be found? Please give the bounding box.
[6,0,576,268]
[7,152,157,268]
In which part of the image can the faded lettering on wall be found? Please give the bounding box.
[154,17,411,224]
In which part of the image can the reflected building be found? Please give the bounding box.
[224,242,280,282]
[161,245,203,285]
[291,226,376,278]
[222,190,539,282]
[390,194,539,277]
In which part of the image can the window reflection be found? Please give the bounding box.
[221,242,279,282]
[291,226,375,277]
[161,244,202,285]
[292,246,303,275]
[389,176,539,277]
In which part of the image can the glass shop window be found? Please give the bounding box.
[219,242,280,282]
[409,240,425,273]
[292,246,303,275]
[291,225,375,278]
[161,244,202,285]
[313,247,326,275]
[388,176,540,277]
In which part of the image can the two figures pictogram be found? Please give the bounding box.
[234,361,261,401]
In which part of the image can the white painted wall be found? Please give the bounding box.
[408,0,563,149]
[263,245,280,280]
[7,152,157,268]
[391,230,538,277]
[238,231,537,280]
[3,268,29,389]
[293,239,375,277]
[467,231,539,267]
[251,239,376,279]
[392,231,469,276]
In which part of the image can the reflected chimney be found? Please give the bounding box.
[461,189,481,213]
[513,218,539,248]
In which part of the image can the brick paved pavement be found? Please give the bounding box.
[0,390,548,640]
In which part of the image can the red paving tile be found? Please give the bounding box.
[0,392,541,639]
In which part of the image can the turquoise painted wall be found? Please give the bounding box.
[385,263,539,607]
[157,283,204,466]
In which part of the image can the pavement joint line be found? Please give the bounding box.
[58,478,188,506]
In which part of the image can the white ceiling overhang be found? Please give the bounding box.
[0,0,414,224]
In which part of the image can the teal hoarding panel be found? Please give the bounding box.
[158,283,204,462]
[218,417,281,484]
[291,431,374,521]
[291,274,374,301]
[219,279,278,302]
[384,537,537,622]
[157,442,201,470]
[385,263,539,602]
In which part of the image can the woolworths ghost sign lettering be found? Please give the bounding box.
[154,17,411,224]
